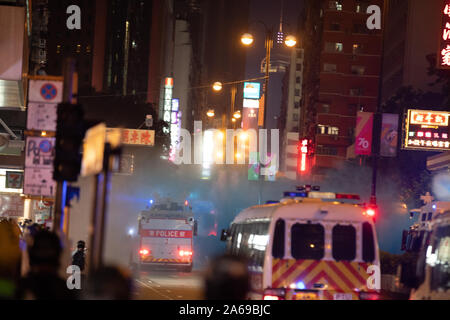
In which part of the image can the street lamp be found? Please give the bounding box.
[241,23,298,205]
[207,109,215,118]
[284,35,297,48]
[233,110,241,119]
[212,82,223,91]
[240,29,297,129]
[241,33,254,46]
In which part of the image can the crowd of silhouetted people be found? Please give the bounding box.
[0,219,133,300]
[0,218,250,300]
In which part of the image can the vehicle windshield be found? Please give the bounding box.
[431,225,450,291]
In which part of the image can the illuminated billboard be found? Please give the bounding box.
[243,82,261,100]
[438,1,450,69]
[404,109,450,151]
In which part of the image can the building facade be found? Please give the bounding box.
[382,0,444,102]
[300,0,383,173]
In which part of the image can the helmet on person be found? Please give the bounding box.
[77,240,85,249]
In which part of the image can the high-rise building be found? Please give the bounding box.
[299,0,383,173]
[280,48,304,178]
[382,0,444,102]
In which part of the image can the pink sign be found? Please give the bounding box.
[355,112,374,156]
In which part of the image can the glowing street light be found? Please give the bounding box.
[241,33,254,46]
[212,82,223,91]
[233,110,241,119]
[207,109,215,118]
[285,35,297,47]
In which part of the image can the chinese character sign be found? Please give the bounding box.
[121,129,155,146]
[404,109,450,151]
[439,1,450,69]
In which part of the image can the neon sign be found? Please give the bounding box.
[439,1,450,69]
[404,109,450,151]
[298,139,308,173]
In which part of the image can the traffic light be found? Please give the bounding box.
[53,103,85,182]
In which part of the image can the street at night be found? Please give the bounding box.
[0,0,450,314]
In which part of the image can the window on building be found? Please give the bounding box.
[294,102,300,109]
[76,44,81,53]
[330,22,341,31]
[295,89,300,96]
[332,225,356,261]
[316,145,339,156]
[328,127,339,135]
[56,45,61,54]
[353,23,369,34]
[351,65,366,75]
[322,104,330,113]
[329,1,343,11]
[291,223,325,260]
[324,63,337,73]
[86,45,91,53]
[356,1,370,13]
[296,76,301,84]
[353,43,363,54]
[350,88,364,96]
[317,125,327,135]
[296,63,302,71]
[293,113,299,121]
[325,42,343,53]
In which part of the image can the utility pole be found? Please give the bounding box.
[258,29,273,205]
[370,1,389,206]
[53,58,76,235]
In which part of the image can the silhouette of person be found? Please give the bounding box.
[204,254,250,300]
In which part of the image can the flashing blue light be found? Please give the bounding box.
[296,281,306,290]
[283,191,307,198]
[432,204,437,210]
[149,199,154,205]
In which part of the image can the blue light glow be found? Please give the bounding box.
[432,204,436,210]
[296,281,305,290]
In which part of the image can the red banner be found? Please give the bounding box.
[140,229,192,238]
[355,112,374,156]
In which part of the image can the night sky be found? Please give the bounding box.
[245,0,304,129]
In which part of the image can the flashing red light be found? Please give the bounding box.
[139,249,150,256]
[366,209,376,217]
[359,292,380,300]
[179,249,193,257]
[184,200,189,206]
[263,295,280,300]
[335,194,361,200]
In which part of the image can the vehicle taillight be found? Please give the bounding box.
[139,249,150,256]
[359,292,380,300]
[263,288,285,300]
[179,250,193,257]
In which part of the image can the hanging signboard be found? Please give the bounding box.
[23,136,56,197]
[403,109,450,151]
[0,193,24,217]
[26,103,58,131]
[355,112,374,156]
[5,171,24,189]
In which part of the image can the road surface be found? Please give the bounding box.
[134,267,204,300]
